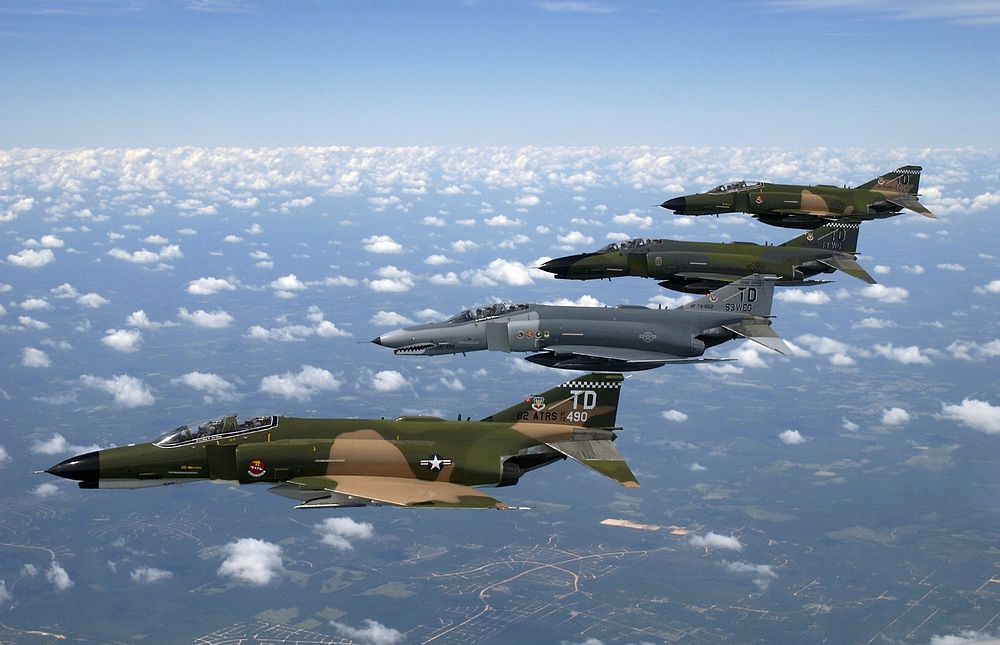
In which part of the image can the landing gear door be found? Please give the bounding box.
[485,322,511,352]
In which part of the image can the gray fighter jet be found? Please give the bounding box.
[373,274,790,371]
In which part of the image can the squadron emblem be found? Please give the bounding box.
[247,459,266,478]
[531,396,546,411]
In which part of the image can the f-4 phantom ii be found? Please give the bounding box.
[661,165,935,229]
[373,274,790,371]
[539,222,875,294]
[46,374,637,509]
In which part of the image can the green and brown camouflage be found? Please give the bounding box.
[539,221,875,294]
[661,165,934,229]
[46,373,636,510]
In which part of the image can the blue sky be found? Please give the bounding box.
[2,0,999,148]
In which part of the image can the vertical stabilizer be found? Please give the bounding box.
[482,372,623,428]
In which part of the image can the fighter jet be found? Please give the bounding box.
[539,221,875,294]
[661,165,935,229]
[373,274,790,371]
[46,373,637,509]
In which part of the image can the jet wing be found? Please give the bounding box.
[276,475,507,509]
[886,194,936,218]
[545,439,639,488]
[541,344,732,365]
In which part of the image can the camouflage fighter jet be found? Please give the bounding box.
[373,274,790,371]
[661,165,935,229]
[46,374,637,509]
[539,221,875,294]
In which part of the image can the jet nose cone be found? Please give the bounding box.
[538,258,570,276]
[371,336,383,346]
[47,450,99,482]
[661,196,686,212]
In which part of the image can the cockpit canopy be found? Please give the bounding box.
[447,301,529,324]
[597,238,664,253]
[154,415,277,447]
[707,180,763,194]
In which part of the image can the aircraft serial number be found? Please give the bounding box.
[725,303,754,312]
[517,410,589,422]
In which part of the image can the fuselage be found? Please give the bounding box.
[374,304,757,358]
[47,416,593,491]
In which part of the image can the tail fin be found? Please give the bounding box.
[682,274,777,317]
[482,372,623,428]
[780,221,862,254]
[856,165,921,195]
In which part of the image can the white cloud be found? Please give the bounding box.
[723,561,777,591]
[19,298,52,310]
[30,433,102,456]
[315,320,351,338]
[217,538,284,586]
[371,370,409,392]
[940,399,1000,435]
[424,254,452,265]
[222,234,244,244]
[172,372,238,403]
[778,429,806,445]
[974,280,1000,295]
[178,307,234,328]
[107,244,181,264]
[140,234,169,245]
[0,445,8,464]
[929,630,1000,645]
[76,292,110,308]
[0,580,10,603]
[0,196,34,222]
[775,290,830,305]
[463,258,541,287]
[661,409,688,423]
[902,264,924,274]
[126,310,172,328]
[513,194,540,207]
[874,265,891,275]
[19,316,50,330]
[795,334,852,356]
[422,216,445,227]
[330,619,404,645]
[485,214,523,227]
[881,407,911,426]
[366,266,415,292]
[80,374,155,407]
[324,275,359,287]
[689,462,707,472]
[611,212,653,229]
[102,328,143,352]
[7,248,55,268]
[690,532,743,551]
[186,277,237,296]
[937,263,965,272]
[313,517,375,551]
[50,283,79,298]
[854,317,895,329]
[46,562,73,591]
[451,239,479,252]
[842,418,859,432]
[21,347,52,368]
[130,566,174,584]
[429,272,460,286]
[873,343,932,365]
[270,274,307,292]
[371,311,414,327]
[557,230,594,246]
[33,482,61,498]
[259,365,342,401]
[859,284,909,304]
[363,234,404,254]
[278,196,314,211]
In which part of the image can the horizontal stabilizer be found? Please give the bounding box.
[723,322,791,355]
[279,475,507,509]
[886,194,935,218]
[821,256,877,284]
[546,439,639,488]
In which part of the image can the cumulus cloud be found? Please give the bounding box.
[940,399,1000,435]
[873,343,932,365]
[463,258,541,287]
[689,462,707,472]
[7,248,55,268]
[186,277,237,296]
[424,254,452,265]
[661,409,688,423]
[557,231,594,247]
[21,347,52,368]
[217,538,284,586]
[329,619,404,645]
[107,244,181,264]
[172,372,238,403]
[102,328,142,352]
[371,370,410,392]
[130,566,173,584]
[611,212,652,229]
[451,239,479,252]
[0,580,10,603]
[689,532,743,551]
[859,284,909,304]
[854,317,895,329]
[313,517,375,551]
[30,433,103,456]
[485,214,523,227]
[974,280,1000,295]
[363,234,404,254]
[775,290,830,305]
[19,298,52,311]
[259,365,342,401]
[177,308,233,328]
[371,311,414,326]
[366,266,416,292]
[126,310,173,329]
[946,339,1000,361]
[778,429,806,445]
[929,631,1000,645]
[76,292,110,308]
[270,274,308,296]
[33,482,61,498]
[80,374,155,407]
[881,407,911,426]
[723,561,777,591]
[46,562,73,591]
